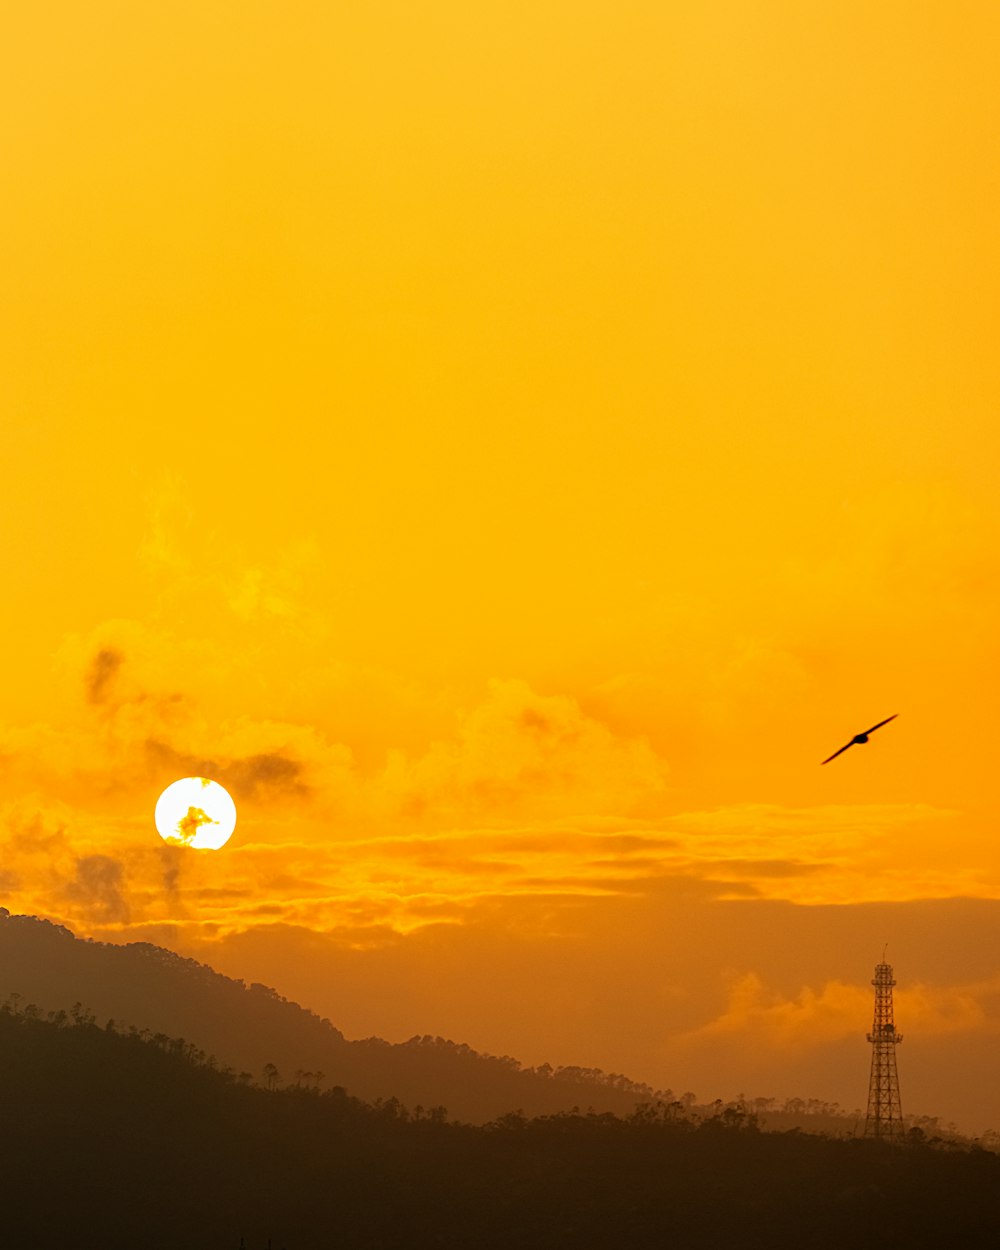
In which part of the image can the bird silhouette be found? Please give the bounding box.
[821,714,898,765]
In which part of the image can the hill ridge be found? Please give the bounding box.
[0,909,661,1121]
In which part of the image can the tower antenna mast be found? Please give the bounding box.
[864,954,904,1140]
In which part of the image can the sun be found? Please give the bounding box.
[154,777,237,850]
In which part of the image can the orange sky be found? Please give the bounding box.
[4,1,1000,1132]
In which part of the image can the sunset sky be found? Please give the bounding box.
[4,2,1000,1132]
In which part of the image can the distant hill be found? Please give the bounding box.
[0,911,662,1122]
[3,1002,1000,1250]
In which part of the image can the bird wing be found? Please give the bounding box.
[821,741,854,765]
[863,713,898,736]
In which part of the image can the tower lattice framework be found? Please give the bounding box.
[864,958,904,1140]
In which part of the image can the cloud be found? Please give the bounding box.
[381,679,668,823]
[3,803,70,856]
[700,859,826,879]
[223,538,322,627]
[896,980,998,1037]
[159,844,182,899]
[664,802,966,904]
[678,974,868,1052]
[139,481,324,637]
[63,854,131,923]
[86,647,124,705]
[145,740,309,804]
[0,624,985,943]
[672,802,952,838]
[678,970,1000,1056]
[32,621,357,816]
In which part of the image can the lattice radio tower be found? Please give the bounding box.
[864,951,904,1140]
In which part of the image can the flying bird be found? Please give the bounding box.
[821,714,898,765]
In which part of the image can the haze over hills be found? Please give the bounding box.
[0,911,662,1122]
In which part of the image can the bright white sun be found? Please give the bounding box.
[154,777,237,850]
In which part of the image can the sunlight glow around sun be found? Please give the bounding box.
[154,777,237,850]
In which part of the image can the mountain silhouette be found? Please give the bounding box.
[0,911,661,1122]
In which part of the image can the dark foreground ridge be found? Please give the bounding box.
[2,1003,999,1250]
[0,912,661,1122]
